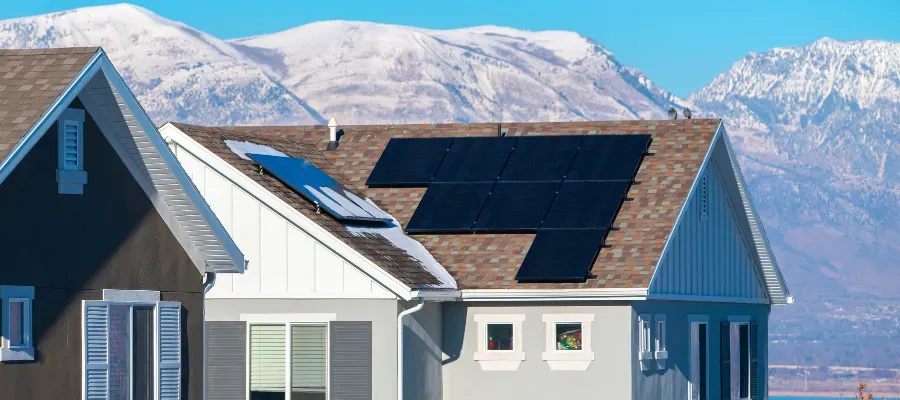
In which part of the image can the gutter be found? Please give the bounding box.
[202,272,216,400]
[397,298,424,400]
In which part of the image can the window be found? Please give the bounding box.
[689,316,709,400]
[1,285,34,362]
[722,318,760,400]
[638,314,651,357]
[83,292,182,400]
[541,314,594,370]
[56,108,88,195]
[249,323,328,400]
[473,314,526,371]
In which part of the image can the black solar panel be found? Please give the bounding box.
[515,229,607,282]
[366,137,453,186]
[406,182,493,233]
[541,181,631,229]
[432,137,516,182]
[500,136,583,181]
[473,182,559,232]
[566,134,651,181]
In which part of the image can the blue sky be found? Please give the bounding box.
[3,0,898,97]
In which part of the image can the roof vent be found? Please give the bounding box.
[327,117,339,150]
[667,107,677,120]
[683,108,692,119]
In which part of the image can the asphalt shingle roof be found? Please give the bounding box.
[0,48,98,161]
[175,119,720,290]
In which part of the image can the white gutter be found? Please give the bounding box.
[460,288,648,302]
[397,298,425,400]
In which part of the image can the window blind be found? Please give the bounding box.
[250,325,286,393]
[291,325,327,393]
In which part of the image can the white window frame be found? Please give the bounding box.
[0,285,35,362]
[56,108,88,195]
[637,313,652,360]
[728,315,752,400]
[541,314,594,371]
[473,314,525,371]
[688,315,710,400]
[654,314,668,368]
[244,315,332,400]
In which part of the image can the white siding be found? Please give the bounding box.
[175,149,394,299]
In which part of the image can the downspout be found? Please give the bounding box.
[397,298,425,400]
[202,272,217,400]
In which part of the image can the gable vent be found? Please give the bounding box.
[56,108,88,195]
[62,121,80,169]
[699,171,709,222]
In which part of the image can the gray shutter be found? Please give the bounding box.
[720,322,730,400]
[292,325,327,393]
[250,325,287,392]
[84,301,111,400]
[749,323,760,400]
[330,321,372,400]
[157,302,183,400]
[207,322,246,400]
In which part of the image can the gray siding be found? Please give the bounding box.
[441,302,632,400]
[403,302,442,400]
[649,151,768,301]
[206,321,246,400]
[330,321,373,400]
[206,299,398,400]
[631,301,770,400]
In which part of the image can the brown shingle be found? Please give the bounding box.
[0,47,98,163]
[175,119,719,290]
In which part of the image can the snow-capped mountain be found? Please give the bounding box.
[690,38,900,301]
[0,4,324,125]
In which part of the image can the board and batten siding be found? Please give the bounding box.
[649,154,768,300]
[173,147,394,298]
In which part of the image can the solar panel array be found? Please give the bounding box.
[367,134,651,282]
[248,153,393,223]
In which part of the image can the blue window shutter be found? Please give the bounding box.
[157,302,183,400]
[83,301,111,400]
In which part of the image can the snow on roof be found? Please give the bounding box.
[225,139,288,160]
[345,199,457,289]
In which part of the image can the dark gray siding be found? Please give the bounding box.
[207,321,247,400]
[0,100,205,399]
[330,321,373,400]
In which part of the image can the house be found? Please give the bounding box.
[0,48,245,400]
[161,117,791,400]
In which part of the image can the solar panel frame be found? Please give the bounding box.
[405,182,494,233]
[248,153,392,223]
[515,229,608,282]
[499,135,584,182]
[565,134,651,181]
[432,137,517,182]
[541,181,631,229]
[366,137,454,187]
[473,181,560,232]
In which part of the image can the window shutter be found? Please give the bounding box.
[157,302,183,400]
[749,323,760,400]
[330,321,372,400]
[720,322,730,400]
[292,325,327,394]
[207,322,247,400]
[250,325,287,393]
[83,301,111,400]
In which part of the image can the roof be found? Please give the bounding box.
[0,48,99,161]
[172,119,721,289]
[0,47,245,275]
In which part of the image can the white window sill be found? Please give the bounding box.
[1,347,35,362]
[474,351,525,371]
[542,350,594,371]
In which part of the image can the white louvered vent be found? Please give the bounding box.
[57,108,88,194]
[157,302,183,400]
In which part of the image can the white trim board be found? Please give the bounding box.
[161,123,415,301]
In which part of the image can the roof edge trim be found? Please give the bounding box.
[460,288,648,302]
[646,294,770,304]
[161,123,416,300]
[0,48,103,185]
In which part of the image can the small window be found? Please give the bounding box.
[56,108,88,195]
[486,323,514,351]
[656,320,667,352]
[639,314,651,354]
[555,322,582,351]
[1,285,35,362]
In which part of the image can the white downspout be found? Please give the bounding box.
[397,298,425,400]
[202,272,217,400]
